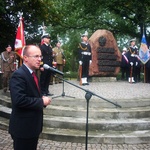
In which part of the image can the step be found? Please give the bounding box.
[1,104,150,120]
[50,98,150,108]
[1,115,150,144]
[43,115,150,131]
[1,93,150,109]
[0,105,11,118]
[1,109,150,132]
[44,105,150,119]
[1,96,150,144]
[1,116,149,145]
[0,116,9,130]
[1,104,150,132]
[40,127,150,144]
[0,96,11,108]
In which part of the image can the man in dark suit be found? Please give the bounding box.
[9,45,51,150]
[40,34,54,96]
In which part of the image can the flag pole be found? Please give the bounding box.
[19,14,23,66]
[144,64,146,83]
[139,27,150,83]
[14,12,25,67]
[19,13,23,66]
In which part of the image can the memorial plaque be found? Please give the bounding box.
[89,29,121,77]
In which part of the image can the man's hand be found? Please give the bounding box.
[42,96,51,106]
[89,60,92,65]
[130,62,133,66]
[40,67,44,71]
[79,61,82,65]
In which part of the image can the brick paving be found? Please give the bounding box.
[0,130,150,150]
[50,80,150,100]
[1,80,150,150]
[0,128,150,150]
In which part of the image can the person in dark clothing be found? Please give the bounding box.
[78,31,92,85]
[9,45,51,150]
[120,47,130,80]
[134,55,142,82]
[40,34,54,96]
[126,38,138,83]
[145,58,150,83]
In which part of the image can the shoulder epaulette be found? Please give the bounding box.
[79,43,87,51]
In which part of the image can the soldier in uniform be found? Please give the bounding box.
[126,38,138,83]
[120,47,130,80]
[1,45,16,92]
[53,41,65,84]
[40,34,53,96]
[145,58,150,83]
[78,31,92,85]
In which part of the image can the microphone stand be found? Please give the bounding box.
[51,75,122,150]
[52,74,75,99]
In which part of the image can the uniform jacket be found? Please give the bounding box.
[9,64,44,138]
[121,53,129,68]
[53,47,65,64]
[1,51,16,72]
[78,42,92,62]
[40,44,53,67]
[146,59,150,69]
[126,46,138,65]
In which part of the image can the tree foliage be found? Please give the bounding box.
[47,0,150,71]
[0,0,59,51]
[1,0,150,71]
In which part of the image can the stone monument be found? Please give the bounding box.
[89,29,121,82]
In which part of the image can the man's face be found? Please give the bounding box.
[24,46,42,70]
[43,37,50,44]
[6,46,12,52]
[56,42,61,48]
[82,36,88,42]
[131,41,135,46]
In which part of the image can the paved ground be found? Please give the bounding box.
[50,79,150,100]
[1,79,150,150]
[1,128,150,150]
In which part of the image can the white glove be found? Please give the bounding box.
[131,54,135,57]
[134,45,138,49]
[89,60,92,65]
[136,62,138,66]
[79,61,82,65]
[130,62,133,66]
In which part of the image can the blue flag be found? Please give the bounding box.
[139,34,150,64]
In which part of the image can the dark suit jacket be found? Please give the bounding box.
[9,64,44,138]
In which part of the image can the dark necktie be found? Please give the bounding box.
[32,72,40,92]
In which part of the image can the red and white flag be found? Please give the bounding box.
[14,16,26,58]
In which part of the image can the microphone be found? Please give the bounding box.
[43,64,64,75]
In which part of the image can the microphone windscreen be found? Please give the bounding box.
[43,64,49,69]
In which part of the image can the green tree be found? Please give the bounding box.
[1,0,150,72]
[47,0,150,72]
[0,0,59,51]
